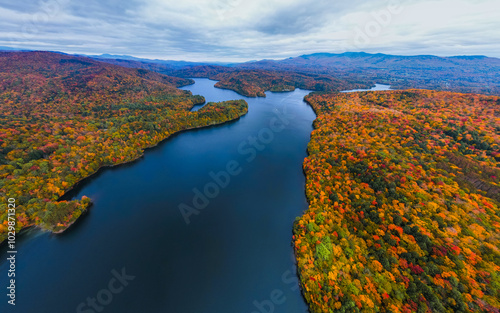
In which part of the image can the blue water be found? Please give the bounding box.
[0,79,315,313]
[341,83,391,92]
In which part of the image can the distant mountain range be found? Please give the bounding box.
[235,52,500,95]
[241,52,496,70]
[86,53,217,69]
[85,51,500,95]
[1,47,499,95]
[0,46,35,52]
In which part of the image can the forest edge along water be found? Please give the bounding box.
[0,78,313,313]
[0,79,389,313]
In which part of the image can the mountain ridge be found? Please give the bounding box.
[1,48,499,95]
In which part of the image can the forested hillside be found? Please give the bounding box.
[172,66,370,97]
[0,52,248,241]
[92,52,500,97]
[295,90,500,312]
[239,52,500,96]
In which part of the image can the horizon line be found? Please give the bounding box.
[0,46,497,64]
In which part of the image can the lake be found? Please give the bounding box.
[0,78,315,313]
[341,83,391,92]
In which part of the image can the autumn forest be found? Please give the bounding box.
[296,90,499,312]
[0,51,499,313]
[0,52,248,238]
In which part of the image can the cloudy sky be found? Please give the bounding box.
[0,0,499,61]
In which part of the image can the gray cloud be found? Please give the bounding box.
[255,0,344,35]
[0,0,498,61]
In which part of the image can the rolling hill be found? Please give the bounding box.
[238,52,500,95]
[0,51,248,241]
[86,51,500,96]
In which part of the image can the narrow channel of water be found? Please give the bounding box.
[0,78,315,313]
[341,83,391,92]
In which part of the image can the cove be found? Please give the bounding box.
[0,78,315,313]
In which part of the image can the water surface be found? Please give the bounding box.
[0,78,315,313]
[341,83,391,92]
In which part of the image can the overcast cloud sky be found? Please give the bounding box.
[0,0,499,61]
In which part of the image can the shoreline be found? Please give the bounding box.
[1,106,247,245]
[187,76,315,98]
